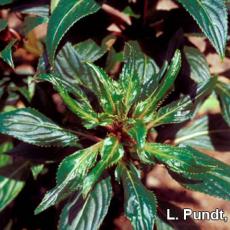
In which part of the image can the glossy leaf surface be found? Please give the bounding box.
[0,108,78,147]
[215,81,230,126]
[177,0,227,57]
[82,136,124,196]
[47,0,100,63]
[59,177,112,230]
[35,142,103,214]
[117,162,157,230]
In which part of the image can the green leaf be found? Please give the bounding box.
[86,63,122,114]
[59,177,112,230]
[171,148,230,201]
[0,142,13,168]
[0,19,7,33]
[54,42,107,99]
[133,50,181,121]
[31,164,45,180]
[144,143,215,174]
[119,43,141,113]
[0,0,15,6]
[39,73,100,129]
[155,216,174,230]
[0,161,27,211]
[151,77,217,127]
[23,16,48,35]
[82,136,124,196]
[215,81,230,126]
[127,119,147,150]
[175,115,230,150]
[74,39,107,63]
[20,5,49,18]
[184,46,211,83]
[51,0,60,13]
[35,141,103,214]
[0,108,78,147]
[47,0,100,63]
[0,40,16,68]
[117,162,157,230]
[176,0,228,58]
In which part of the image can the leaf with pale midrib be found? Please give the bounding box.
[47,0,100,63]
[0,108,78,147]
[59,177,112,230]
[177,0,228,58]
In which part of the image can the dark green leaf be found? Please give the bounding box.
[119,43,141,113]
[35,141,103,214]
[144,143,215,174]
[0,40,16,68]
[87,63,122,114]
[39,73,100,129]
[0,19,7,33]
[74,39,107,63]
[51,0,60,12]
[175,115,230,150]
[127,119,147,150]
[0,0,15,6]
[177,0,228,58]
[82,136,124,196]
[151,77,217,126]
[117,162,157,230]
[47,0,100,63]
[172,149,230,201]
[19,5,49,17]
[0,142,13,168]
[155,216,174,230]
[215,81,230,126]
[133,50,181,121]
[54,42,106,98]
[23,16,48,34]
[0,161,28,211]
[0,108,78,147]
[59,177,112,230]
[184,46,210,82]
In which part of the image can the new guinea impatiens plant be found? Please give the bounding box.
[0,0,230,229]
[0,42,229,230]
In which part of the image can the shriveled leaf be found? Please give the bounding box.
[0,40,16,68]
[215,81,230,126]
[177,0,228,58]
[47,0,100,63]
[117,162,157,230]
[144,143,215,174]
[82,136,124,196]
[151,77,217,126]
[59,177,112,230]
[133,50,181,121]
[0,108,78,147]
[0,19,7,33]
[23,16,48,35]
[175,115,230,151]
[35,141,103,214]
[184,46,210,82]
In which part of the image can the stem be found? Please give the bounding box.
[70,130,102,142]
